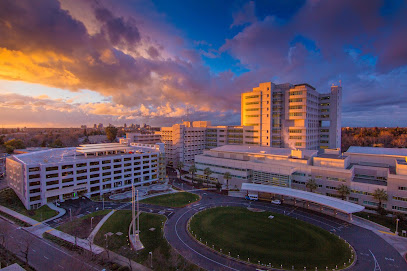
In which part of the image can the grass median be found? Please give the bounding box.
[141,192,200,207]
[0,188,58,221]
[94,210,202,270]
[57,209,111,239]
[189,206,353,270]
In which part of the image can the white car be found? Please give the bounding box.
[271,199,281,205]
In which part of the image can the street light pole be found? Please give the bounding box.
[396,218,400,235]
[149,251,153,268]
[69,208,72,221]
[103,197,105,210]
[91,216,94,230]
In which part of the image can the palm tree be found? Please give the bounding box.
[176,161,184,180]
[373,188,388,211]
[223,172,231,190]
[189,164,197,185]
[337,184,351,200]
[203,167,213,188]
[305,179,317,193]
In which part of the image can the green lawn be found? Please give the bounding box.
[190,207,353,269]
[94,210,201,271]
[57,209,111,239]
[141,192,200,207]
[0,188,58,221]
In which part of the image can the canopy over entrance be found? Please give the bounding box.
[242,183,364,214]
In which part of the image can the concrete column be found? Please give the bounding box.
[349,213,352,221]
[334,210,337,217]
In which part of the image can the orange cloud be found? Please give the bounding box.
[0,48,80,89]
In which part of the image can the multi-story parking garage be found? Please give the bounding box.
[6,143,165,209]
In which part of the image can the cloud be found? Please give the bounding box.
[220,0,407,126]
[231,1,257,28]
[0,0,243,118]
[0,0,406,127]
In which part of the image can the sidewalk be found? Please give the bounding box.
[0,205,38,225]
[0,202,150,270]
[88,210,115,243]
[108,250,151,271]
[43,202,66,223]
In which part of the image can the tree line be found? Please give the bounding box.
[342,127,407,151]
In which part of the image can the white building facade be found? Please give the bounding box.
[241,82,342,150]
[120,132,161,145]
[6,143,165,210]
[194,145,407,213]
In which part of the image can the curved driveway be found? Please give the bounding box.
[165,185,407,271]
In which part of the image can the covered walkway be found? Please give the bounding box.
[242,183,365,220]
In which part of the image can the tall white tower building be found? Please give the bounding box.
[241,82,342,150]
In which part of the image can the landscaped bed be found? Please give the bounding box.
[0,188,58,221]
[94,210,202,270]
[355,211,407,234]
[141,192,200,207]
[57,209,111,239]
[189,207,354,270]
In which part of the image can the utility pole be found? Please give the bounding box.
[132,185,136,237]
[137,189,140,234]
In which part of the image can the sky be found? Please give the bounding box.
[0,0,407,128]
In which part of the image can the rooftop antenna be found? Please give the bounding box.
[186,106,190,122]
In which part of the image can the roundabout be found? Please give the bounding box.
[188,206,354,270]
[164,186,407,271]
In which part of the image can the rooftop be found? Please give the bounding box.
[317,153,347,160]
[242,183,364,214]
[210,145,318,159]
[11,143,160,165]
[346,146,407,157]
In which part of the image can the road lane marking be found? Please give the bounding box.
[58,264,64,269]
[174,208,240,271]
[44,256,49,260]
[369,249,382,271]
[378,230,396,235]
[32,249,36,252]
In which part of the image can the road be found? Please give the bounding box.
[8,165,405,271]
[164,179,407,271]
[0,217,103,271]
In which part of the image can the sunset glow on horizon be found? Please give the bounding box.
[1,0,407,128]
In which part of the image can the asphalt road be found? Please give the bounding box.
[164,180,407,271]
[0,217,103,271]
[27,166,407,271]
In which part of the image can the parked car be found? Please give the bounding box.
[271,199,281,205]
[245,194,258,201]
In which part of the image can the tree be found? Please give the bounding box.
[51,138,64,148]
[203,167,212,187]
[105,126,118,142]
[337,184,351,200]
[305,179,317,193]
[176,161,184,179]
[189,164,197,185]
[223,172,231,190]
[4,139,25,153]
[19,236,31,268]
[373,188,388,212]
